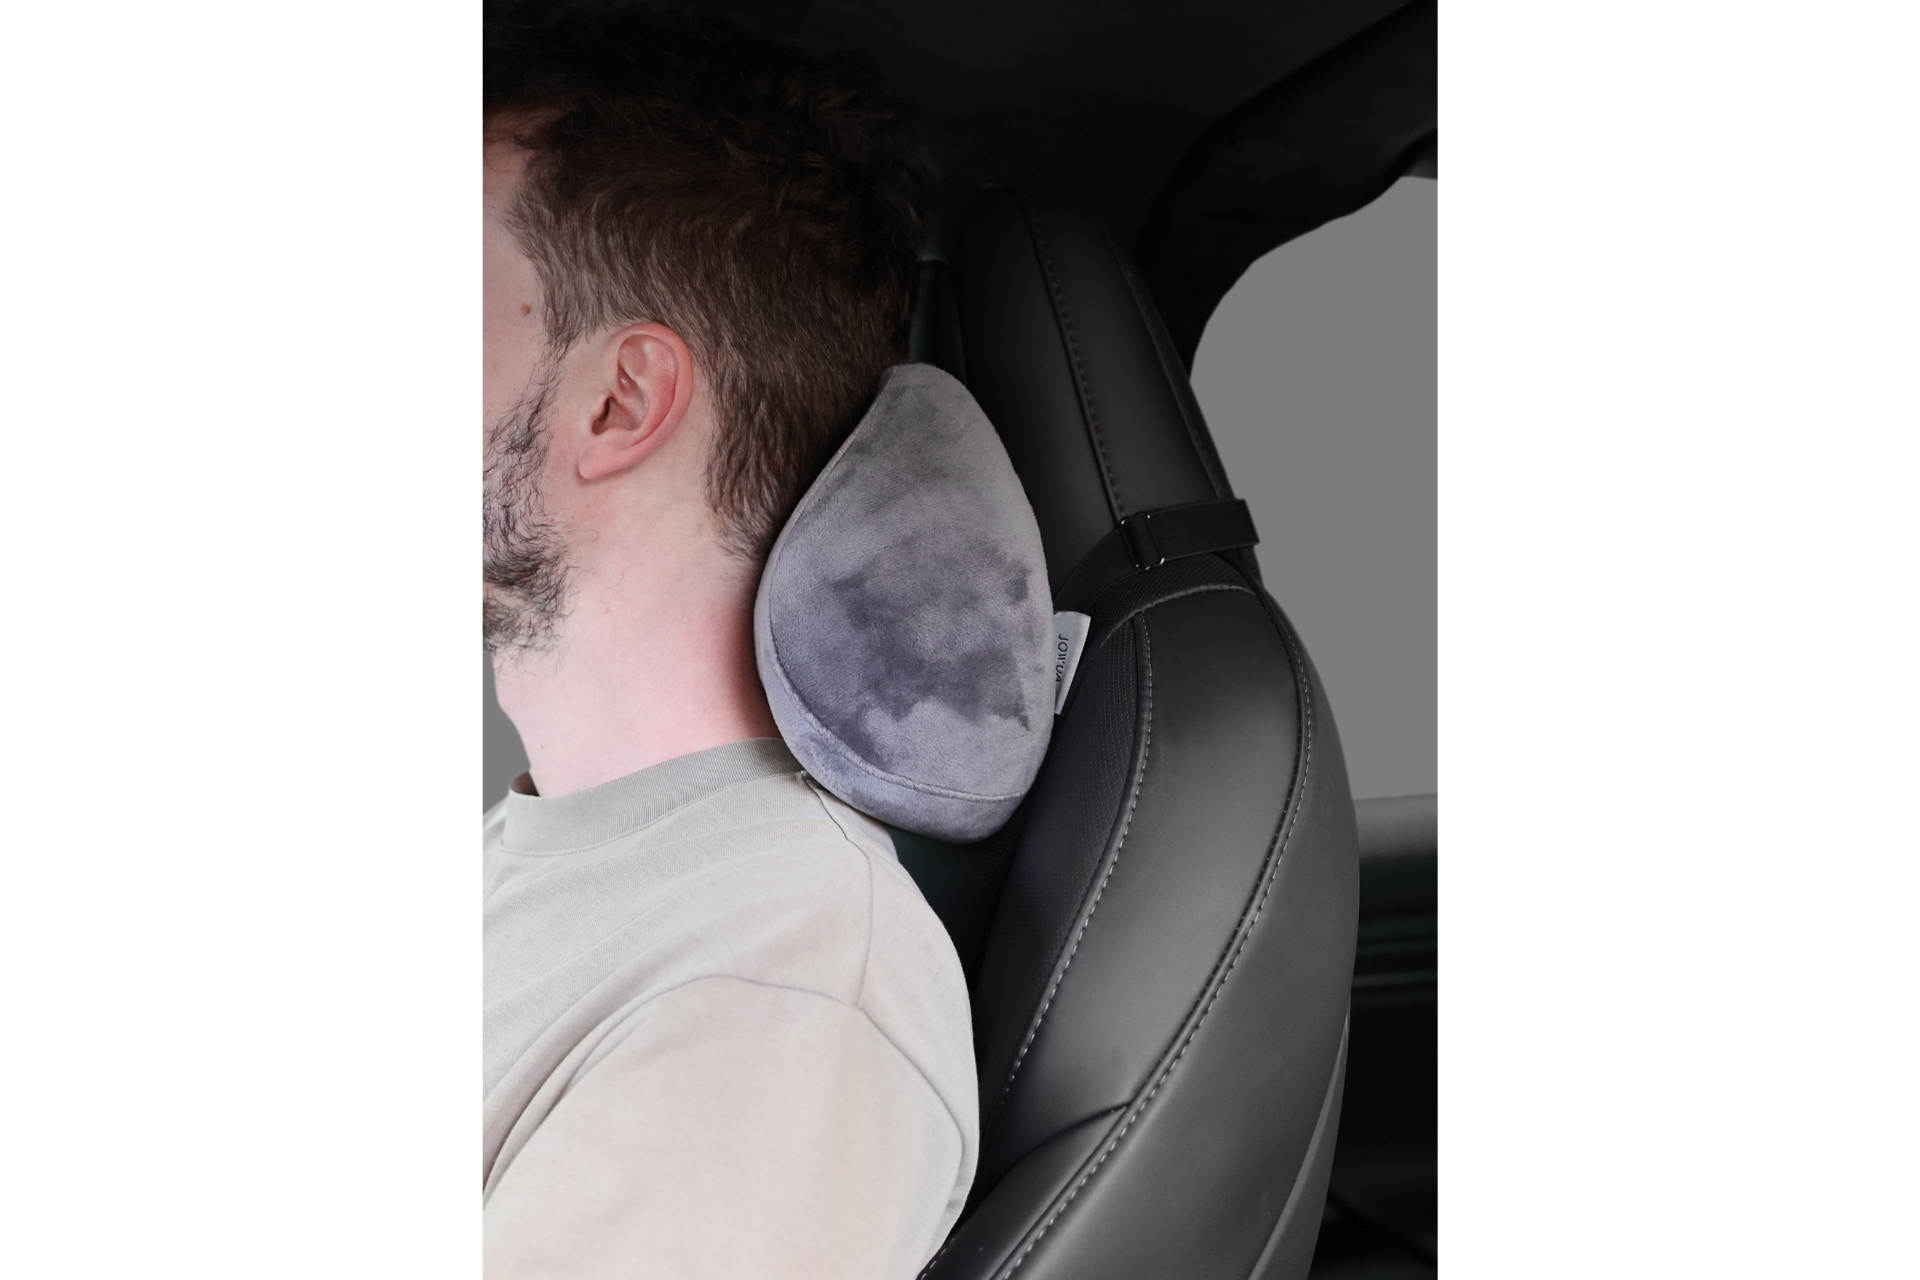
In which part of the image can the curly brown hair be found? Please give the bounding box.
[485,7,926,561]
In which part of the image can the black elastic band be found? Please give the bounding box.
[1054,498,1259,614]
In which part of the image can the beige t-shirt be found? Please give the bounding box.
[483,738,977,1280]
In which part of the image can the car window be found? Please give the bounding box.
[1190,175,1436,800]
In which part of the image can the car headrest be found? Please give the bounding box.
[939,187,1255,603]
[753,363,1055,841]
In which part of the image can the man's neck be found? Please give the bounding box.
[492,558,779,798]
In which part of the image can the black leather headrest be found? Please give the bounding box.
[932,188,1251,597]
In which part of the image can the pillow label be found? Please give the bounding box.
[1051,611,1092,715]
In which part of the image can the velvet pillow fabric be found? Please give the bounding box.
[754,363,1054,841]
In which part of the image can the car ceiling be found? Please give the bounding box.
[491,0,1436,359]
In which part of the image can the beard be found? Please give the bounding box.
[483,370,570,656]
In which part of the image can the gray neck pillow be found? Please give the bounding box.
[754,363,1054,841]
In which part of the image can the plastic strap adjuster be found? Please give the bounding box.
[1121,512,1164,570]
[1117,498,1258,572]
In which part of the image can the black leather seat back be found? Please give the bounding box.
[908,189,1360,1280]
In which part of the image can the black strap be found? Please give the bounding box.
[1054,498,1259,614]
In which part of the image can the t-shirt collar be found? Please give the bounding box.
[500,737,801,853]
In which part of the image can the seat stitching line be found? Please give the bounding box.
[1080,580,1245,657]
[971,583,1238,1179]
[1103,220,1230,500]
[982,581,1237,1156]
[992,618,1153,1119]
[916,1216,961,1280]
[997,601,1316,1279]
[1027,202,1127,520]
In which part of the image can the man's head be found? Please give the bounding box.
[483,9,925,656]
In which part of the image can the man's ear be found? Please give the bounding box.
[577,324,697,482]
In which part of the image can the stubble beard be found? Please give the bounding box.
[483,370,571,658]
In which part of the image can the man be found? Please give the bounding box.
[481,12,976,1278]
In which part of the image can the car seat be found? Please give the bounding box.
[891,187,1361,1280]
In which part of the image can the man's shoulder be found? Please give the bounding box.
[485,766,941,1004]
[641,768,890,924]
[648,772,970,1050]
[637,772,977,1156]
[482,763,979,1208]
[482,759,970,1009]
[673,772,950,996]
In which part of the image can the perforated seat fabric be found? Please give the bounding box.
[901,189,1360,1280]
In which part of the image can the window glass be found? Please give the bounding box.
[1190,176,1436,799]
